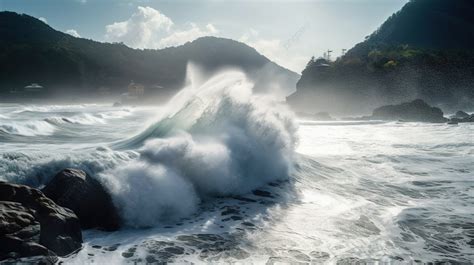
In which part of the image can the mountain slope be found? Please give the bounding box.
[0,12,299,102]
[348,0,474,57]
[288,0,474,115]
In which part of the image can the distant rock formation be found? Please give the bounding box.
[0,182,82,262]
[371,99,447,123]
[42,168,120,231]
[448,111,474,124]
[451,111,470,119]
[287,0,474,115]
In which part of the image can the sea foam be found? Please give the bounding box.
[100,65,298,227]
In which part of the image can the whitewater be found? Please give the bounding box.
[0,69,473,263]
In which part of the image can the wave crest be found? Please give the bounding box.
[101,66,298,227]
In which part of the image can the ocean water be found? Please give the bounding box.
[1,70,473,264]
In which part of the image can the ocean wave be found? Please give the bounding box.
[0,120,56,136]
[96,109,132,119]
[0,147,139,186]
[45,113,106,125]
[43,109,133,126]
[101,66,298,227]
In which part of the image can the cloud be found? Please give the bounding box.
[159,23,218,47]
[38,17,47,24]
[65,29,81,38]
[105,6,217,49]
[105,6,174,48]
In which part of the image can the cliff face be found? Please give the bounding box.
[288,0,474,115]
[0,12,299,102]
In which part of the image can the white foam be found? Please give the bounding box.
[0,120,56,136]
[101,65,298,227]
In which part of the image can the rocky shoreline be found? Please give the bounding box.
[0,168,120,263]
[300,99,474,124]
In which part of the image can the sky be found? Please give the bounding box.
[0,0,408,73]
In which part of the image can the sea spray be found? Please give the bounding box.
[101,65,298,227]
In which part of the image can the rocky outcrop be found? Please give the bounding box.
[0,182,82,261]
[42,168,120,231]
[371,99,448,123]
[451,111,470,119]
[448,112,474,124]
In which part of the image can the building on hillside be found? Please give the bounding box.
[118,81,145,105]
[24,83,44,92]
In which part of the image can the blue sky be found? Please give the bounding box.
[0,0,408,72]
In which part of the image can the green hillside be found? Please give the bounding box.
[288,0,474,115]
[0,12,299,102]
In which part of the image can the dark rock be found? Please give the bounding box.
[221,206,240,216]
[0,182,82,261]
[371,99,448,123]
[230,216,243,221]
[121,249,135,258]
[252,189,273,198]
[104,244,120,251]
[163,246,185,255]
[42,168,120,230]
[451,110,470,119]
[449,113,474,124]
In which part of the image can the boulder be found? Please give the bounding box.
[0,182,82,261]
[42,168,120,231]
[371,99,448,123]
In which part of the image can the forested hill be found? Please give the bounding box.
[288,0,474,115]
[347,0,474,57]
[0,12,299,102]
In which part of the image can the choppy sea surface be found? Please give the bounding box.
[1,73,473,264]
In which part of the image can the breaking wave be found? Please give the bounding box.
[0,120,56,136]
[101,66,298,227]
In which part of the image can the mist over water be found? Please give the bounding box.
[0,67,472,263]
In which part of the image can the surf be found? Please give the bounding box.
[102,64,298,227]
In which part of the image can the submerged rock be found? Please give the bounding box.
[371,99,447,123]
[42,168,120,231]
[0,182,82,261]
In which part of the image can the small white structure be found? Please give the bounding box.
[24,83,43,92]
